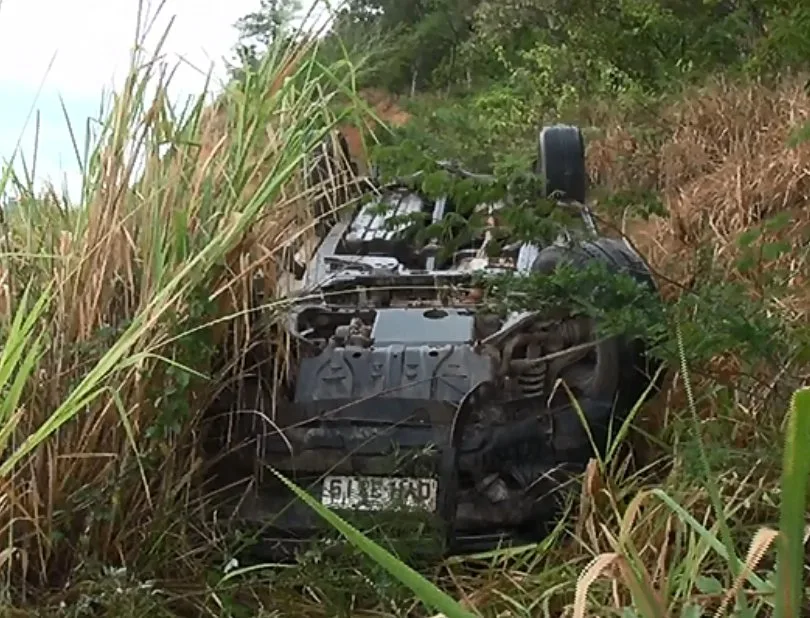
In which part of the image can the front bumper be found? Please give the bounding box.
[221,393,613,562]
[226,471,563,562]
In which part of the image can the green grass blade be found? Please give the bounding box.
[0,285,51,421]
[651,488,768,591]
[674,317,745,606]
[775,387,810,618]
[606,363,668,465]
[270,468,478,618]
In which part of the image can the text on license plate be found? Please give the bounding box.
[321,475,438,512]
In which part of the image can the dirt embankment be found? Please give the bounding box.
[338,88,412,175]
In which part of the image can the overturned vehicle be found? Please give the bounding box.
[209,125,665,559]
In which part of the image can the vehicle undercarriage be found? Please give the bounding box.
[205,125,666,560]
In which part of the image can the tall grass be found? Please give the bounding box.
[0,6,370,601]
[570,357,810,617]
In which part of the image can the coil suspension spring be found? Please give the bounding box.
[518,341,547,398]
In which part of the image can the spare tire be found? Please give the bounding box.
[535,124,588,204]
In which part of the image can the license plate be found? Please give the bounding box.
[321,475,438,512]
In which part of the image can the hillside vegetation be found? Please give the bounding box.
[1,0,809,616]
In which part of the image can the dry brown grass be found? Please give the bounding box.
[584,78,810,466]
[587,75,810,310]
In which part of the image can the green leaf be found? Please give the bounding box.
[761,240,791,262]
[694,575,723,594]
[737,228,761,248]
[787,120,810,148]
[764,212,792,233]
[651,489,768,592]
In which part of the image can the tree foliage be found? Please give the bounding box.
[232,0,302,70]
[233,0,809,96]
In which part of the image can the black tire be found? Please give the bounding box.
[535,124,587,204]
[531,237,665,415]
